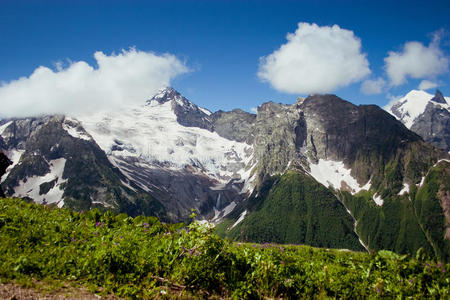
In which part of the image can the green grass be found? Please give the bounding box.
[0,197,449,299]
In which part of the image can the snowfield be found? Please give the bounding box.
[308,159,370,194]
[13,158,67,208]
[76,93,254,184]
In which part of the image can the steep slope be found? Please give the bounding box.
[218,94,449,259]
[387,90,450,151]
[0,116,166,218]
[223,171,364,251]
[74,87,254,221]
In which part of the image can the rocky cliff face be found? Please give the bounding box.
[211,109,256,144]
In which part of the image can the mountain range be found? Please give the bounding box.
[1,87,449,260]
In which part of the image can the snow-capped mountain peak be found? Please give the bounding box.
[147,87,212,115]
[387,89,449,129]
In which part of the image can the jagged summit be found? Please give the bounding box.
[431,89,447,104]
[146,87,213,130]
[147,87,189,106]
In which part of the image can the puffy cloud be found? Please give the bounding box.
[250,107,258,114]
[0,48,189,118]
[258,22,371,94]
[418,80,438,90]
[384,34,449,86]
[360,78,386,95]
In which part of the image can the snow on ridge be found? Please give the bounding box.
[13,158,67,207]
[308,159,370,194]
[390,90,433,128]
[77,101,253,183]
[199,107,212,116]
[387,90,449,129]
[62,118,92,141]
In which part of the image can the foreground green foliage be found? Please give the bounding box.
[1,198,449,299]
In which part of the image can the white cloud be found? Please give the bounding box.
[418,80,438,90]
[361,78,385,95]
[258,22,371,94]
[250,107,258,114]
[384,34,449,86]
[0,48,189,118]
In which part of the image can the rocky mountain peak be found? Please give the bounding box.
[146,87,186,105]
[431,89,447,104]
[146,87,213,130]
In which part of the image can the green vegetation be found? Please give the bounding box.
[220,171,363,251]
[2,197,448,299]
[340,160,450,262]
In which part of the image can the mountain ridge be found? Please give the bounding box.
[1,87,449,259]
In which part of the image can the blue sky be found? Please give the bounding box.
[1,0,449,115]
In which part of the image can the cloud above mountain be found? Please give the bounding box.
[418,80,438,90]
[361,78,386,95]
[257,22,371,94]
[384,33,449,86]
[0,48,189,118]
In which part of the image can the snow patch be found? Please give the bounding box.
[419,176,426,187]
[308,159,370,194]
[372,194,384,206]
[231,210,247,229]
[212,201,237,222]
[0,121,12,135]
[13,158,67,207]
[398,182,410,195]
[199,107,212,116]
